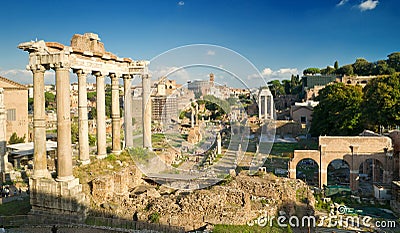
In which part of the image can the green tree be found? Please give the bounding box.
[310,83,363,136]
[267,80,284,97]
[71,122,79,144]
[28,97,34,112]
[334,61,339,70]
[8,132,26,144]
[387,52,400,72]
[362,73,400,129]
[337,64,354,76]
[303,67,320,75]
[320,66,335,75]
[87,91,96,101]
[353,58,373,76]
[44,92,55,109]
[88,134,96,146]
[282,79,292,94]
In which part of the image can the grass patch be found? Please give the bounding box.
[269,140,318,157]
[0,196,31,215]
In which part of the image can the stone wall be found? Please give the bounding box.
[91,166,142,204]
[389,130,400,153]
[30,177,87,222]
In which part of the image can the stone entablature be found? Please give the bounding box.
[19,33,148,76]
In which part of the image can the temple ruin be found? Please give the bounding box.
[18,33,151,220]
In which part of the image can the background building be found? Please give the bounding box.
[0,76,28,142]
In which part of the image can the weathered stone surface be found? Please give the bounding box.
[86,171,314,231]
[70,33,105,55]
[29,177,88,222]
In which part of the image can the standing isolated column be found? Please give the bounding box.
[111,73,121,154]
[31,65,50,178]
[258,94,262,120]
[142,74,152,150]
[55,65,73,181]
[75,69,90,164]
[123,75,133,148]
[269,94,274,120]
[94,71,107,159]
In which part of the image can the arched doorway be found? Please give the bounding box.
[359,159,384,183]
[327,159,350,186]
[358,159,384,195]
[296,158,319,186]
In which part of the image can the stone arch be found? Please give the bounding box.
[358,158,385,183]
[289,150,320,182]
[295,158,319,186]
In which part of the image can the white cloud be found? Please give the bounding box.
[358,0,379,11]
[337,0,349,6]
[248,67,299,82]
[261,68,273,76]
[150,66,190,84]
[178,1,184,6]
[206,50,216,56]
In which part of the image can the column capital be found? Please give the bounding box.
[142,74,151,79]
[53,62,70,71]
[73,68,90,76]
[122,74,132,80]
[109,73,119,79]
[92,71,105,77]
[29,64,48,73]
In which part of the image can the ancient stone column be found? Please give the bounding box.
[190,106,195,128]
[142,74,152,150]
[269,95,274,120]
[94,71,107,159]
[31,65,50,178]
[350,170,359,191]
[110,73,121,154]
[195,103,199,126]
[217,132,222,154]
[320,168,328,189]
[258,95,262,120]
[75,69,90,164]
[123,75,133,148]
[55,65,74,181]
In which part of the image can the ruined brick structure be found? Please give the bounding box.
[289,136,394,191]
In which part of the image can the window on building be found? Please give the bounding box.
[7,108,16,121]
[300,116,306,124]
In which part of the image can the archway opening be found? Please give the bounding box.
[358,159,384,195]
[327,159,350,186]
[296,158,319,187]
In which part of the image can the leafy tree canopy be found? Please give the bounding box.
[310,83,363,136]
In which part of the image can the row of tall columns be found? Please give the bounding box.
[30,67,150,178]
[30,67,125,179]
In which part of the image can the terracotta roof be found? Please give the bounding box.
[0,75,27,89]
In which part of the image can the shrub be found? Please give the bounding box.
[148,212,160,223]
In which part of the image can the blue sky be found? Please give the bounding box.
[0,0,399,87]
